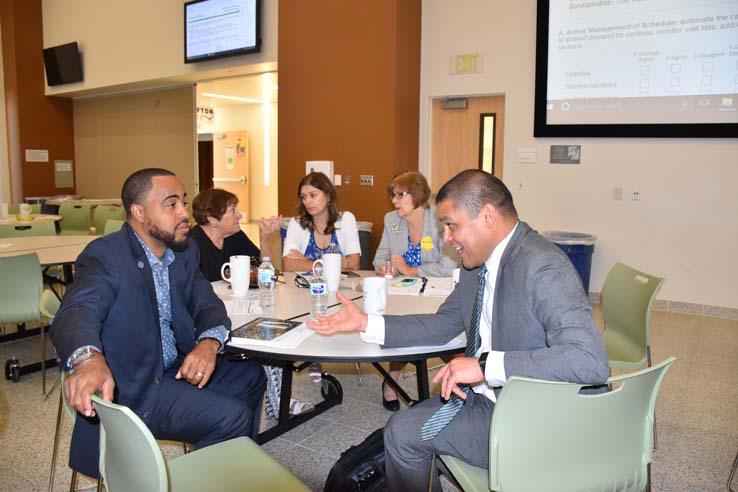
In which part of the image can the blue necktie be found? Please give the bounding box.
[420,264,487,441]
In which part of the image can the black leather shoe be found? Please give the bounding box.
[382,378,400,412]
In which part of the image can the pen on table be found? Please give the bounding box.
[419,277,428,294]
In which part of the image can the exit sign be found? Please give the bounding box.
[451,53,483,75]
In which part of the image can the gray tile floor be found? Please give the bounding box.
[1,307,736,491]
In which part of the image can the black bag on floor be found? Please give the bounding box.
[324,428,387,492]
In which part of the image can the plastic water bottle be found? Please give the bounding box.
[257,257,276,309]
[326,242,340,255]
[310,265,328,318]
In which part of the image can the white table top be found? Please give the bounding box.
[223,272,465,362]
[0,214,62,225]
[45,198,122,206]
[0,235,95,265]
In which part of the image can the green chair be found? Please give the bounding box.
[7,203,41,214]
[58,203,93,236]
[103,219,125,235]
[0,253,52,393]
[602,262,665,370]
[93,206,125,235]
[91,395,310,492]
[438,357,675,492]
[0,221,57,237]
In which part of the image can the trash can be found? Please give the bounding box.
[541,231,597,293]
[356,221,373,270]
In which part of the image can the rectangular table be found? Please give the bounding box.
[222,272,464,443]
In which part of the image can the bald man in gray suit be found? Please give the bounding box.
[308,169,609,491]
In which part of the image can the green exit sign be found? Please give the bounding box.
[452,53,483,74]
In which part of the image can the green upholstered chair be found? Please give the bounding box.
[7,203,41,214]
[437,357,675,492]
[91,395,310,492]
[93,206,125,235]
[58,203,93,235]
[0,253,51,393]
[103,219,125,235]
[0,220,57,237]
[601,262,665,370]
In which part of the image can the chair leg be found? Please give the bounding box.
[41,320,47,396]
[728,447,738,492]
[68,471,77,492]
[49,390,64,492]
[647,345,658,450]
[355,362,362,385]
[182,441,189,454]
[646,462,652,492]
[95,476,103,492]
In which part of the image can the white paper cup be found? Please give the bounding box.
[221,255,250,296]
[363,277,387,315]
[321,253,342,292]
[18,203,32,218]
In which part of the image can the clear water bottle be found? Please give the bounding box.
[257,257,276,309]
[310,264,328,318]
[326,242,340,255]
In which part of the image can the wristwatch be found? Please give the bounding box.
[478,351,489,373]
[68,346,102,372]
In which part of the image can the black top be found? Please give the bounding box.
[189,225,261,281]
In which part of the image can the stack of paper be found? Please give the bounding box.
[388,277,423,296]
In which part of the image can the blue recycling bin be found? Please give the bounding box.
[541,231,597,293]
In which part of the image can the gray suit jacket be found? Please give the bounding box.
[383,221,609,385]
[372,205,459,277]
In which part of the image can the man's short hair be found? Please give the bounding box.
[436,169,518,220]
[121,168,176,216]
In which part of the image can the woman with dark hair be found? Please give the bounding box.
[190,188,313,417]
[373,171,459,411]
[282,172,361,272]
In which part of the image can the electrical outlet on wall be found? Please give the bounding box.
[359,175,374,186]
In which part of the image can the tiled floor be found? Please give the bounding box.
[1,307,737,491]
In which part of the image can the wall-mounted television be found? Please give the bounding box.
[534,0,738,138]
[184,0,261,64]
[43,42,83,86]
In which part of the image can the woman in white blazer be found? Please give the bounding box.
[282,172,361,272]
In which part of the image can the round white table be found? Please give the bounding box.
[219,272,464,443]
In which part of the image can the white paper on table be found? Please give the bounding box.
[388,277,423,296]
[0,243,11,249]
[229,322,314,349]
[223,300,263,316]
[422,277,455,297]
[380,333,466,353]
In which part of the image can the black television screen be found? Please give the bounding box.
[184,0,261,63]
[43,42,83,86]
[534,0,738,138]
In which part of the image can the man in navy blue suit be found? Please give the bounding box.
[50,168,266,477]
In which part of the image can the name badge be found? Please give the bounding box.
[421,235,434,251]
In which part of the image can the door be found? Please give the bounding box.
[212,131,250,220]
[430,95,505,190]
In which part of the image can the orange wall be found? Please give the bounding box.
[278,0,421,255]
[1,0,75,199]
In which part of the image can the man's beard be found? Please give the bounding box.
[149,221,190,252]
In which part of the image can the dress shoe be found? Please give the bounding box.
[382,378,400,412]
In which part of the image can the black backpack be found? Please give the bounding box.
[324,428,387,492]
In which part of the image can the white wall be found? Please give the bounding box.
[419,0,738,309]
[42,0,278,97]
[208,100,278,221]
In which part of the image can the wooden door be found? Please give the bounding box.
[430,95,505,190]
[212,131,250,219]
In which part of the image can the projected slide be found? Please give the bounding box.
[546,0,738,125]
[186,0,257,59]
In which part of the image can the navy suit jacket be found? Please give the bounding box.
[50,223,231,476]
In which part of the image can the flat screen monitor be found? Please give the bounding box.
[43,42,83,87]
[534,0,738,138]
[184,0,261,63]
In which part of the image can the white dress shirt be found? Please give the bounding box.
[362,222,519,403]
